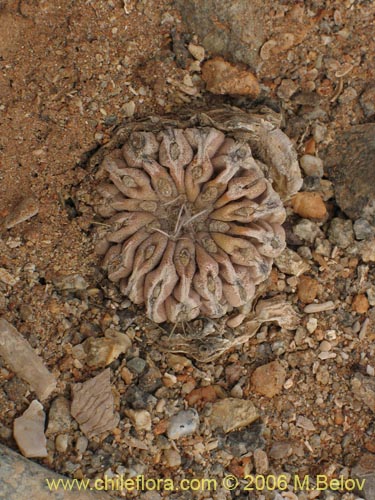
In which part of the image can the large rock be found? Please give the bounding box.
[175,0,267,68]
[324,124,375,224]
[0,444,105,500]
[0,318,57,400]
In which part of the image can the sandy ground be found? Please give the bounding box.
[1,1,375,499]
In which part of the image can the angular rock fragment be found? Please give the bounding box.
[352,454,375,500]
[0,318,57,400]
[4,196,39,229]
[274,247,310,276]
[352,373,375,413]
[251,361,286,398]
[202,57,260,97]
[0,443,105,500]
[13,400,47,458]
[208,398,259,433]
[46,397,72,436]
[70,369,119,438]
[80,330,131,369]
[0,268,17,286]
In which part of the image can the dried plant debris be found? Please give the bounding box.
[70,369,119,438]
[94,107,302,325]
[157,294,300,362]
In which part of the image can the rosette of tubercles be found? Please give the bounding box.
[95,126,286,323]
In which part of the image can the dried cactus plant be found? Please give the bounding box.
[93,106,302,325]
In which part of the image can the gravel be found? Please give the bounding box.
[1,1,375,498]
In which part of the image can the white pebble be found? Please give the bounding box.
[55,434,69,452]
[300,154,324,177]
[284,378,294,389]
[167,409,199,440]
[318,351,337,360]
[359,318,370,340]
[304,301,335,313]
[306,317,318,333]
[126,409,151,432]
[76,435,88,454]
[325,330,337,341]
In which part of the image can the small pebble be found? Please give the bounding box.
[293,219,322,244]
[76,435,89,454]
[127,357,147,374]
[82,332,132,369]
[296,416,315,431]
[55,434,69,453]
[352,320,361,334]
[251,361,286,398]
[360,238,375,262]
[360,85,375,117]
[318,351,336,360]
[306,317,318,333]
[260,39,277,60]
[125,409,151,432]
[291,192,327,220]
[325,330,337,341]
[253,449,269,474]
[0,268,17,286]
[201,57,260,97]
[274,248,310,276]
[46,397,72,436]
[13,400,47,458]
[269,441,293,460]
[354,219,374,240]
[188,42,205,62]
[319,340,332,352]
[166,354,192,372]
[230,384,243,398]
[163,449,182,467]
[277,79,298,100]
[352,373,375,412]
[352,294,369,314]
[167,409,199,440]
[208,399,259,433]
[297,276,319,303]
[366,286,375,306]
[328,218,354,249]
[359,318,370,340]
[300,155,324,177]
[122,101,136,118]
[304,301,335,313]
[315,238,331,257]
